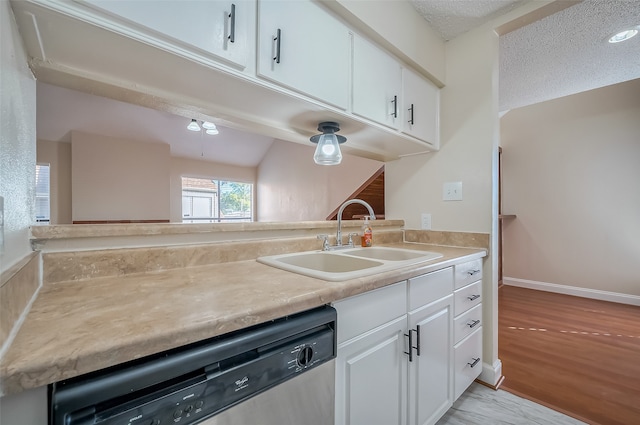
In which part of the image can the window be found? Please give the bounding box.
[181,177,252,223]
[35,164,50,224]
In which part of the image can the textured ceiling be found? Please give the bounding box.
[412,0,640,112]
[411,0,527,40]
[499,0,640,111]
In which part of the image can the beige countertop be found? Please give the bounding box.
[0,242,485,396]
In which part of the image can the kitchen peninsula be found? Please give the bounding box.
[1,221,487,424]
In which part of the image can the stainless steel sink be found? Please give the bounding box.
[257,247,443,281]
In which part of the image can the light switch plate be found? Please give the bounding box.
[443,182,463,201]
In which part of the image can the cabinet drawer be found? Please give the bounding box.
[454,280,482,316]
[408,267,453,311]
[453,303,482,343]
[454,327,482,400]
[454,259,482,289]
[333,281,407,344]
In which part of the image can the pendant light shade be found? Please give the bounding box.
[310,122,346,165]
[187,119,201,131]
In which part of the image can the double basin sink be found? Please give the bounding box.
[257,247,443,281]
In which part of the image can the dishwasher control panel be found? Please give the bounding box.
[51,306,337,425]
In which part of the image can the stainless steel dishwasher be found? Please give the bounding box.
[50,306,336,425]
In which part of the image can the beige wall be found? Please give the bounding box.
[40,135,380,224]
[0,1,36,272]
[501,79,640,297]
[71,131,171,222]
[386,25,501,385]
[257,140,383,222]
[36,140,72,224]
[170,157,256,223]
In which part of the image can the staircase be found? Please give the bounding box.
[327,166,385,221]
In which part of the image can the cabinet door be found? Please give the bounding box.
[402,67,439,146]
[352,34,402,128]
[82,0,253,69]
[407,295,453,425]
[257,0,349,109]
[336,316,407,425]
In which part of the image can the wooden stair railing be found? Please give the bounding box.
[326,165,385,221]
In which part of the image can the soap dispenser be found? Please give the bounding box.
[361,216,373,247]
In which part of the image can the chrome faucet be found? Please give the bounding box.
[334,199,376,248]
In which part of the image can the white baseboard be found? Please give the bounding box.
[503,277,640,306]
[478,359,502,388]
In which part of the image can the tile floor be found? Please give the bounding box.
[436,383,587,425]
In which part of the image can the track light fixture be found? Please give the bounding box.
[310,121,346,165]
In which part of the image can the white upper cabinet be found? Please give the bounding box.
[352,33,402,129]
[80,0,254,69]
[257,0,350,110]
[402,67,440,146]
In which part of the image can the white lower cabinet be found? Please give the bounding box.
[407,294,453,425]
[452,271,483,400]
[334,265,472,425]
[336,315,408,425]
[454,326,483,400]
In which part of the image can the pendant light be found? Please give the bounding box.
[310,122,346,165]
[187,119,201,131]
[188,119,219,135]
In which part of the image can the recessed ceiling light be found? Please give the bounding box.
[608,28,638,43]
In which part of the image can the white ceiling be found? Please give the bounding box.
[36,0,640,164]
[411,0,640,112]
[498,0,640,111]
[37,83,275,167]
[411,0,528,40]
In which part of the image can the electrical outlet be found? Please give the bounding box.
[443,182,463,201]
[421,213,431,230]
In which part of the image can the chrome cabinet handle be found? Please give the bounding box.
[228,3,236,43]
[467,294,480,301]
[273,28,281,64]
[467,269,481,276]
[467,319,481,329]
[408,103,414,125]
[467,357,480,368]
[390,95,398,118]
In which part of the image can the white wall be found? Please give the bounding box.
[0,1,36,272]
[36,140,72,224]
[170,157,256,223]
[71,131,171,222]
[501,79,640,297]
[257,140,383,221]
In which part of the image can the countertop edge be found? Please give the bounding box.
[0,244,486,397]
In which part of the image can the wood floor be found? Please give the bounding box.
[499,285,640,425]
